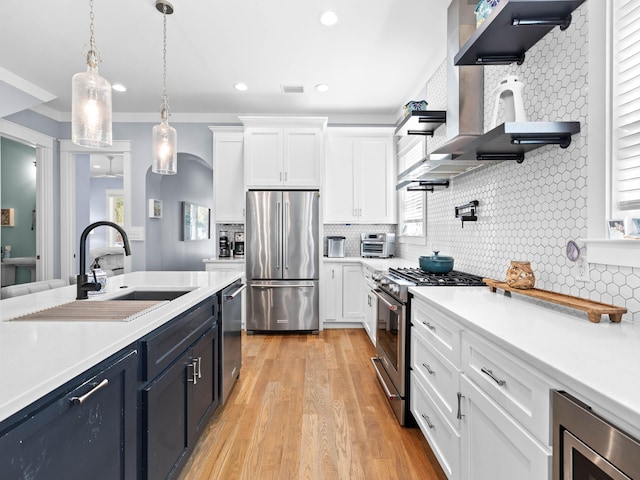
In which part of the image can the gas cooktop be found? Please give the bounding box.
[388,268,485,287]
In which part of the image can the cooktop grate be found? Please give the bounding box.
[389,268,485,286]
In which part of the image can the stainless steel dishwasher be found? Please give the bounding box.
[220,280,245,404]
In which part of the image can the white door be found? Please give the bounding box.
[459,375,551,480]
[324,136,357,222]
[323,263,342,322]
[283,129,321,187]
[245,128,283,187]
[213,131,245,223]
[342,265,364,320]
[358,137,394,223]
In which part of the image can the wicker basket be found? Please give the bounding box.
[505,260,535,289]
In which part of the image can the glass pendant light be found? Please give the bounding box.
[72,0,113,148]
[152,0,177,175]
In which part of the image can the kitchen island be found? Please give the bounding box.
[0,270,242,423]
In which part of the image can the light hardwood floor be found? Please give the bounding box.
[178,329,447,480]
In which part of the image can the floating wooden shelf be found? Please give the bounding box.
[482,278,627,323]
[394,110,446,136]
[454,0,587,66]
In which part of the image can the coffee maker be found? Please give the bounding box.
[233,232,245,258]
[219,231,231,258]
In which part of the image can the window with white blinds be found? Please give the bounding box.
[613,0,640,212]
[399,140,425,236]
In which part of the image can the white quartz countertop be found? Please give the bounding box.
[323,256,417,270]
[0,271,243,423]
[202,257,245,264]
[409,286,640,438]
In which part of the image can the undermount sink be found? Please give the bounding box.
[7,289,195,322]
[105,290,192,301]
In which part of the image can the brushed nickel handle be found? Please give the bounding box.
[70,379,109,405]
[421,414,435,429]
[422,363,435,375]
[422,321,436,331]
[188,360,198,384]
[225,284,246,300]
[481,367,506,386]
[196,357,202,379]
[457,392,465,420]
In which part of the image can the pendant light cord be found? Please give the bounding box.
[86,0,100,68]
[161,4,170,122]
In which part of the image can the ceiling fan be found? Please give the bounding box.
[95,156,123,178]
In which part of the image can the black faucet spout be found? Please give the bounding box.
[76,221,132,300]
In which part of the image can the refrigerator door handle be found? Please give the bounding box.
[284,201,289,270]
[251,283,315,288]
[276,201,281,270]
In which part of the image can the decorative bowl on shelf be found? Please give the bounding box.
[475,0,500,28]
[403,100,428,117]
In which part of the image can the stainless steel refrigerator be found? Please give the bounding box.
[245,190,319,333]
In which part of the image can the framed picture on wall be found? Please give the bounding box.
[182,201,210,241]
[607,219,625,239]
[1,208,15,226]
[148,199,163,219]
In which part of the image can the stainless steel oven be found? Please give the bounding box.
[553,390,640,479]
[371,288,407,423]
[370,268,485,426]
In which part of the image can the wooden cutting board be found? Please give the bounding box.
[10,300,168,322]
[482,278,627,323]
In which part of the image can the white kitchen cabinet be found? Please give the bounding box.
[241,117,326,188]
[459,375,551,480]
[342,264,363,319]
[211,128,245,223]
[361,264,379,346]
[323,262,363,325]
[409,295,553,480]
[324,129,396,224]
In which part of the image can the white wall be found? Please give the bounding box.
[398,4,640,323]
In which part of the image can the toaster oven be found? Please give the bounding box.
[361,233,395,258]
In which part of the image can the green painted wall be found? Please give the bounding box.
[1,137,37,284]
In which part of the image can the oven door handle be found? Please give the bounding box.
[372,289,401,312]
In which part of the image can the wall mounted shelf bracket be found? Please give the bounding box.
[512,15,572,31]
[476,152,525,163]
[407,180,450,192]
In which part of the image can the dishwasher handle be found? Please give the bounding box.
[225,284,246,300]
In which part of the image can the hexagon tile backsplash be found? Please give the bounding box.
[397,3,640,323]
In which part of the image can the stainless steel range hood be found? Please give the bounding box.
[397,0,485,188]
[431,0,484,158]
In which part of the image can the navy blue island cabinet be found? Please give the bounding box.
[0,291,222,480]
[0,348,139,480]
[140,294,220,480]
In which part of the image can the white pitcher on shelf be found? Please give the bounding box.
[490,74,527,129]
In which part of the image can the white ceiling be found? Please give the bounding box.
[0,0,448,124]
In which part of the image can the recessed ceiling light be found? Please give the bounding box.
[234,83,248,91]
[320,11,338,26]
[112,83,127,92]
[315,84,330,92]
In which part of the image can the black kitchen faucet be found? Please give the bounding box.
[76,221,131,299]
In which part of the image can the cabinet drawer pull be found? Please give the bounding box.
[70,379,109,405]
[422,363,435,375]
[422,321,436,331]
[188,360,199,384]
[457,392,465,420]
[196,357,202,379]
[481,367,507,386]
[421,414,435,429]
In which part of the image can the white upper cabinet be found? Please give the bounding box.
[241,117,326,189]
[324,128,396,224]
[211,127,245,223]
